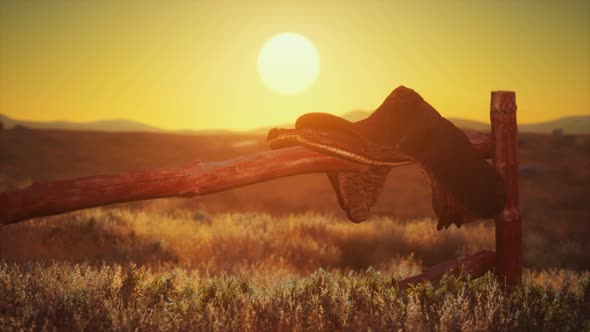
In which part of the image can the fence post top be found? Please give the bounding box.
[491,90,515,95]
[491,91,516,113]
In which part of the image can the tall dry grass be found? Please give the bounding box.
[2,208,588,274]
[1,210,589,330]
[0,261,588,331]
[0,209,497,276]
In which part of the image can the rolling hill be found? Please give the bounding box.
[1,112,588,134]
[339,111,590,134]
[0,114,161,133]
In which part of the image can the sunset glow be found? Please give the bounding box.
[258,33,320,95]
[0,1,589,131]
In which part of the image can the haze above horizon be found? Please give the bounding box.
[1,1,589,131]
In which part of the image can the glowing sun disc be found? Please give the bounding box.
[258,33,320,95]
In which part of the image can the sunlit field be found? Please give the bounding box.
[2,208,590,273]
[1,261,589,331]
[1,128,589,330]
[1,209,589,330]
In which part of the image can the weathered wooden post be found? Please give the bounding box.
[490,91,521,286]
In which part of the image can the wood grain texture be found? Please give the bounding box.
[0,147,371,224]
[491,91,522,286]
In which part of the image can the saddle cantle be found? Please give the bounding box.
[267,86,506,229]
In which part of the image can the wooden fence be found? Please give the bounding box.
[0,91,521,286]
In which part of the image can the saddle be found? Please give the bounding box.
[268,86,506,229]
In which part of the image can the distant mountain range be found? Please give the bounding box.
[294,111,590,135]
[448,116,590,134]
[1,112,588,135]
[0,113,161,133]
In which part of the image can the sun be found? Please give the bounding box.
[258,33,320,95]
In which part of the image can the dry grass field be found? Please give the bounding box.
[1,127,589,330]
[1,260,589,331]
[0,210,589,331]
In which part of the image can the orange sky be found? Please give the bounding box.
[1,1,589,131]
